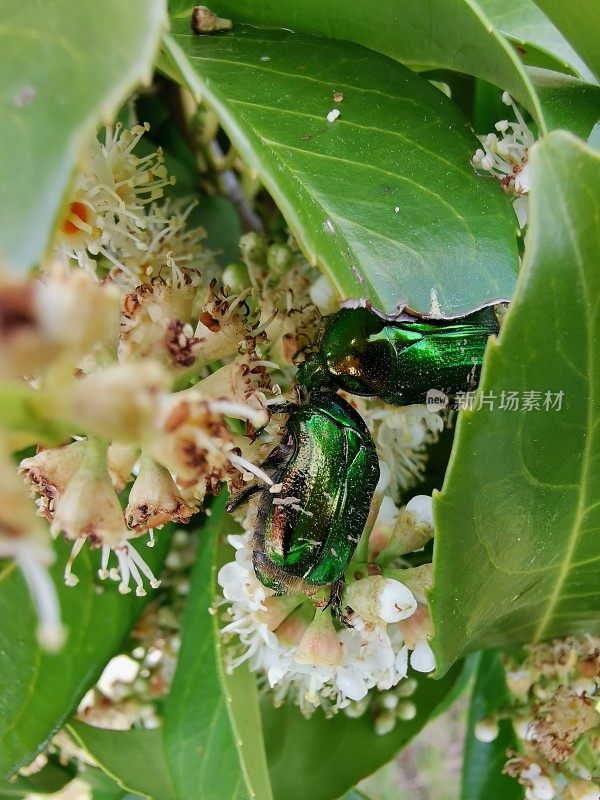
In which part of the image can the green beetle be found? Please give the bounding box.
[227,391,379,595]
[295,305,499,405]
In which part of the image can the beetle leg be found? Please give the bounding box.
[326,578,354,628]
[226,483,264,512]
[252,550,317,596]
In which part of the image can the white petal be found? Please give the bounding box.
[406,495,433,528]
[336,667,368,701]
[395,644,409,678]
[377,579,417,623]
[410,639,436,672]
[268,659,291,687]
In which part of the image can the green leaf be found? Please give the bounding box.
[0,535,169,781]
[461,652,523,800]
[163,496,273,800]
[172,0,595,134]
[263,661,464,800]
[430,132,600,673]
[527,68,600,139]
[81,766,141,800]
[163,23,518,317]
[0,0,167,274]
[532,0,600,81]
[68,723,175,800]
[0,759,74,798]
[476,0,595,80]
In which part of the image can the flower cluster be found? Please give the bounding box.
[476,637,600,800]
[471,91,536,228]
[75,528,197,730]
[218,490,436,718]
[0,124,316,646]
[1,121,445,698]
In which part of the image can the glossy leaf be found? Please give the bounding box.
[533,0,600,80]
[68,723,175,800]
[0,535,169,781]
[477,0,595,80]
[163,496,273,800]
[163,23,518,317]
[82,766,141,800]
[171,0,596,133]
[430,132,600,673]
[0,0,167,274]
[461,652,523,800]
[263,661,464,800]
[0,760,74,798]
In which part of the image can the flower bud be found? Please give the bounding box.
[374,709,396,735]
[397,677,418,697]
[266,244,293,274]
[256,595,303,632]
[410,639,436,673]
[406,494,434,528]
[126,455,195,533]
[505,666,534,696]
[398,604,434,648]
[239,232,268,274]
[399,605,436,673]
[64,361,169,443]
[309,274,338,315]
[397,700,417,721]
[51,439,127,547]
[377,495,434,563]
[343,696,370,719]
[368,495,398,555]
[397,564,432,605]
[222,263,250,294]
[474,717,500,742]
[345,576,417,625]
[294,610,343,669]
[566,780,600,800]
[274,603,314,647]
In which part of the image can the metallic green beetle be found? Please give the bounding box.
[295,305,499,405]
[227,391,379,595]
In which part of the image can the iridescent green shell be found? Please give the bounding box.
[231,393,379,594]
[296,306,499,405]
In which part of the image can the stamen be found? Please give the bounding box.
[14,540,65,652]
[127,542,161,589]
[228,453,274,486]
[64,538,85,586]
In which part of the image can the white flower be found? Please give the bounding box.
[471,92,536,227]
[217,533,417,715]
[362,402,443,501]
[518,763,557,800]
[0,434,65,650]
[406,494,433,529]
[55,124,175,279]
[345,576,417,624]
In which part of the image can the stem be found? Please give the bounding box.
[348,492,383,575]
